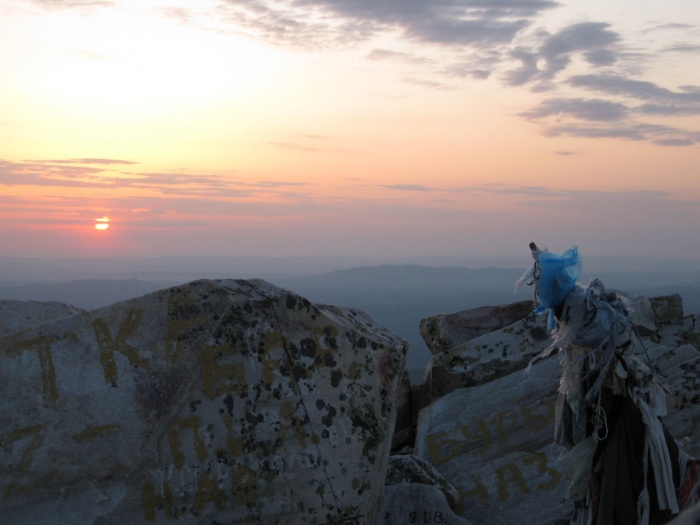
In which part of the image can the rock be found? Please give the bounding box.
[427,313,551,399]
[421,293,685,402]
[657,314,700,350]
[414,342,700,524]
[380,455,470,525]
[668,502,700,525]
[410,380,433,428]
[650,294,685,327]
[415,355,569,524]
[419,301,534,355]
[384,455,460,510]
[656,344,700,457]
[379,484,473,525]
[0,300,84,337]
[0,279,407,525]
[618,293,656,335]
[391,369,413,452]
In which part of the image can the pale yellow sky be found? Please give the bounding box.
[1,0,699,259]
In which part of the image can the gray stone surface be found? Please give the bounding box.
[414,341,700,525]
[0,300,84,337]
[392,369,413,452]
[650,294,686,326]
[0,279,407,524]
[419,301,534,356]
[384,455,460,511]
[415,356,570,525]
[379,484,473,525]
[427,312,551,399]
[658,314,700,350]
[668,502,700,525]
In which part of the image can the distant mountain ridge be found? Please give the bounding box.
[0,279,176,311]
[1,263,698,373]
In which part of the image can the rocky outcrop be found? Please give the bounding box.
[423,293,661,401]
[668,502,700,524]
[379,455,471,525]
[419,301,534,356]
[0,279,407,525]
[414,341,700,524]
[0,300,84,337]
[391,293,700,524]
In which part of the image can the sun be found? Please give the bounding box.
[94,217,110,231]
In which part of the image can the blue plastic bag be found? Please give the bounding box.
[516,244,581,330]
[535,246,581,312]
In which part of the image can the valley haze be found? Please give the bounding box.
[1,255,699,379]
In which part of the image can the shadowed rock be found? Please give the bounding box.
[668,501,700,524]
[380,455,471,524]
[414,324,700,524]
[419,301,534,356]
[0,300,84,337]
[0,279,407,524]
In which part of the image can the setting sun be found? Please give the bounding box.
[94,217,110,231]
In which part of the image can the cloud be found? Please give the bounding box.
[215,0,558,50]
[513,188,690,216]
[568,74,700,117]
[29,158,139,165]
[458,68,491,79]
[652,138,695,147]
[22,0,700,150]
[504,22,621,86]
[0,159,106,187]
[661,43,700,53]
[520,97,630,121]
[543,124,640,140]
[401,77,453,90]
[366,48,434,65]
[515,73,700,144]
[27,0,113,9]
[383,184,436,192]
[570,74,675,100]
[294,0,557,45]
[0,159,313,198]
[478,184,561,197]
[543,122,700,145]
[215,0,377,49]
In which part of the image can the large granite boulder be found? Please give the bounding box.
[414,330,700,524]
[421,292,685,402]
[0,279,407,524]
[415,356,569,524]
[419,301,534,356]
[0,300,84,337]
[427,312,551,399]
[380,455,471,525]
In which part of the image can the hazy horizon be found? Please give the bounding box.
[2,252,700,283]
[2,255,699,376]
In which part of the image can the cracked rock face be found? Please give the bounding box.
[0,279,407,525]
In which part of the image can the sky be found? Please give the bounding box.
[1,0,699,262]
